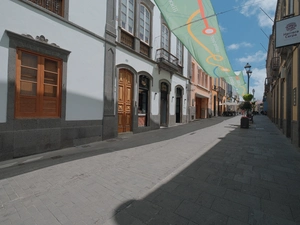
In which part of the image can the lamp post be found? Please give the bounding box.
[252,88,255,112]
[244,63,252,94]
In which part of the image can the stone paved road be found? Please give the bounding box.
[0,115,300,225]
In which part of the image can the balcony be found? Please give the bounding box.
[271,57,280,71]
[217,86,225,97]
[156,48,179,73]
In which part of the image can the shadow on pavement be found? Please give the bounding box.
[111,118,300,225]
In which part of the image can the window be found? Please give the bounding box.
[28,0,64,16]
[198,69,201,85]
[139,4,151,57]
[161,24,169,50]
[121,0,135,34]
[15,49,61,118]
[288,0,294,14]
[191,62,195,82]
[176,39,183,66]
[161,24,170,60]
[140,5,150,44]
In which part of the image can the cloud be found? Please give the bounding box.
[238,50,266,63]
[228,42,253,50]
[239,0,276,28]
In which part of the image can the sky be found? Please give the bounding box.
[211,0,277,101]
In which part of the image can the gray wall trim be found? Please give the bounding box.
[103,0,118,140]
[6,30,71,59]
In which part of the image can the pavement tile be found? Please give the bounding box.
[219,177,243,191]
[224,189,261,210]
[227,217,249,225]
[149,190,184,211]
[147,208,189,225]
[290,201,300,222]
[172,184,202,202]
[269,189,300,206]
[191,206,228,225]
[216,170,235,179]
[211,197,249,223]
[250,177,288,193]
[195,192,216,208]
[192,180,227,197]
[261,199,293,220]
[124,200,162,223]
[241,183,270,200]
[175,200,202,220]
[205,174,222,185]
[237,163,253,171]
[233,174,251,184]
[248,209,298,225]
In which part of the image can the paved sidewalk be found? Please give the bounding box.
[0,115,300,225]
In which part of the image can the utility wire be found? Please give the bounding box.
[259,7,274,22]
[171,0,266,32]
[260,29,269,39]
[260,43,268,52]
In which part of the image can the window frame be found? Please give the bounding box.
[288,0,294,15]
[139,4,151,45]
[15,49,62,118]
[176,39,183,66]
[24,0,69,18]
[161,24,170,52]
[121,0,135,34]
[6,30,70,121]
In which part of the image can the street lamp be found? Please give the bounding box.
[244,63,252,94]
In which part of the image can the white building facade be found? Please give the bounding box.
[0,0,189,160]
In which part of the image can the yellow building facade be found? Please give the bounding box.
[266,0,300,148]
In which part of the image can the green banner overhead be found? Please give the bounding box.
[154,0,247,96]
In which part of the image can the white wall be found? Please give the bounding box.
[0,0,105,121]
[68,1,107,36]
[0,39,9,123]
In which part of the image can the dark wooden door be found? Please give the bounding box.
[118,69,133,133]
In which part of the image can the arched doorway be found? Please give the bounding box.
[118,69,133,133]
[138,75,150,127]
[160,82,169,126]
[176,87,183,123]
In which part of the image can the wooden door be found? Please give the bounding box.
[118,69,133,133]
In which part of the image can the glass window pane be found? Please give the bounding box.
[20,81,37,96]
[44,72,58,85]
[45,59,58,72]
[44,85,57,97]
[21,52,37,68]
[21,67,37,82]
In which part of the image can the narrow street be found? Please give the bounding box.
[0,115,300,225]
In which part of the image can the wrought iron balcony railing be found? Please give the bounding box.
[271,57,280,71]
[156,48,179,73]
